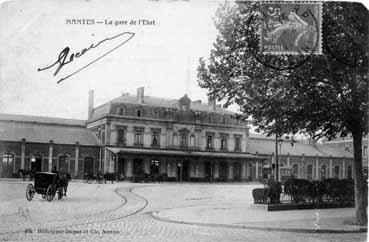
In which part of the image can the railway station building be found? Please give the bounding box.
[0,87,358,181]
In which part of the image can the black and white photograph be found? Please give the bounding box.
[0,0,368,241]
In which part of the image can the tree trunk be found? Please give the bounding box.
[352,129,368,225]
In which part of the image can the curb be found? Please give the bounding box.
[151,211,368,234]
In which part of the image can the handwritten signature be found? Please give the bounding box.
[37,32,135,84]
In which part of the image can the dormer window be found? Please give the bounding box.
[153,110,159,119]
[117,107,125,115]
[208,116,212,123]
[137,109,142,117]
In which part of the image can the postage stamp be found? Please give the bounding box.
[259,1,322,55]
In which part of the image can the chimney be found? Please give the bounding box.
[88,90,94,120]
[137,87,144,104]
[208,97,216,111]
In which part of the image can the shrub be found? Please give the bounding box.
[312,180,327,202]
[284,178,314,203]
[321,178,355,202]
[252,188,268,204]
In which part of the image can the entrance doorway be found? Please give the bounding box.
[84,157,94,176]
[219,161,228,181]
[58,155,69,174]
[133,158,145,176]
[117,157,125,179]
[31,155,42,173]
[2,153,14,178]
[150,160,160,178]
[233,162,241,181]
[204,161,212,182]
[177,161,189,182]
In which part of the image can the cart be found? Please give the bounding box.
[26,172,65,202]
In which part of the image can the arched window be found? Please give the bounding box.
[180,132,188,147]
[321,165,327,180]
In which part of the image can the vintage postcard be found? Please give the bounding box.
[0,0,368,241]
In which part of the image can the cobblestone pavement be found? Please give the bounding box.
[0,181,366,242]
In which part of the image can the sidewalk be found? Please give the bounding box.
[152,203,368,233]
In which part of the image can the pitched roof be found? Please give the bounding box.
[109,94,234,114]
[0,113,86,126]
[248,133,352,158]
[0,114,99,146]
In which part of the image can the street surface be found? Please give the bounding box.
[0,181,366,242]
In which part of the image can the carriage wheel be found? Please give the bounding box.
[26,184,35,201]
[57,187,64,200]
[46,185,55,202]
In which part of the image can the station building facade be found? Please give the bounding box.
[0,114,100,178]
[248,134,355,181]
[87,87,263,182]
[0,87,358,181]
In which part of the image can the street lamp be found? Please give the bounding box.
[275,136,283,182]
[275,135,295,182]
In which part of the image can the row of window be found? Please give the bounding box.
[290,164,353,180]
[115,106,243,125]
[1,153,95,176]
[116,127,243,151]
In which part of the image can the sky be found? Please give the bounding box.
[1,0,367,125]
[0,0,226,120]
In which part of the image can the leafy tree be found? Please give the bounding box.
[198,1,368,225]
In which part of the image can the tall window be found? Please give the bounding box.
[222,116,226,124]
[292,164,299,178]
[2,153,14,174]
[152,130,160,146]
[101,124,106,144]
[58,155,69,173]
[321,165,327,180]
[347,165,352,179]
[180,133,188,147]
[117,128,125,144]
[206,134,214,149]
[134,129,143,146]
[363,146,368,157]
[334,165,340,178]
[307,165,313,180]
[234,135,241,151]
[220,134,228,151]
[190,135,195,147]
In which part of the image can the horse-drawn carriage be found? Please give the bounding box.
[26,172,70,202]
